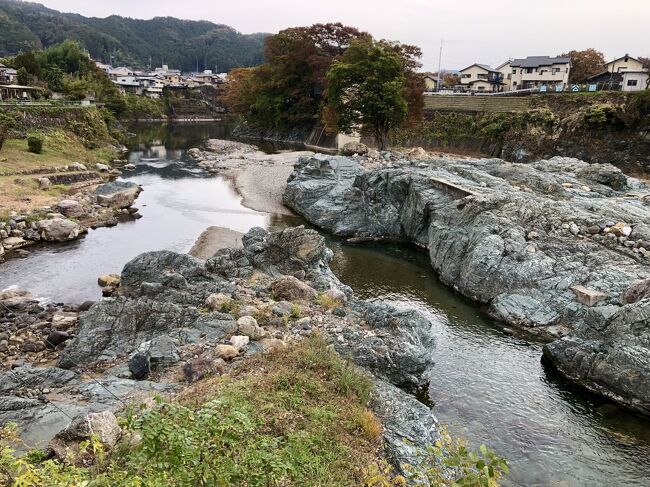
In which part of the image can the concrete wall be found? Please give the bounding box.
[424,95,531,113]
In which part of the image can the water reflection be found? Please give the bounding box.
[328,241,650,487]
[1,123,649,486]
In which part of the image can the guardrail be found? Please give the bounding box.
[0,100,89,107]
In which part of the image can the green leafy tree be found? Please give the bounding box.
[324,38,422,150]
[16,66,29,85]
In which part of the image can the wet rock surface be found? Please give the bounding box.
[283,152,650,414]
[1,227,437,467]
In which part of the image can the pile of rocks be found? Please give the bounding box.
[0,181,142,261]
[1,227,438,472]
[284,152,650,415]
[0,287,84,368]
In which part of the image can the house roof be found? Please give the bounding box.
[495,60,512,70]
[605,54,641,66]
[511,56,571,68]
[460,63,498,73]
[587,70,623,82]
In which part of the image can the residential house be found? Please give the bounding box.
[136,76,166,98]
[108,66,134,80]
[0,84,38,101]
[94,61,112,74]
[422,73,438,92]
[0,64,17,84]
[605,54,645,74]
[154,65,182,85]
[496,61,512,89]
[621,71,649,92]
[459,64,503,92]
[508,56,571,90]
[194,70,223,86]
[113,75,141,94]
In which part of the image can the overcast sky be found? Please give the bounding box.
[28,0,650,71]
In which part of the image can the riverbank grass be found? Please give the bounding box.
[0,336,387,486]
[0,130,116,176]
[0,129,117,212]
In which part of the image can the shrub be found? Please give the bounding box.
[583,103,617,128]
[27,135,43,154]
[0,124,6,152]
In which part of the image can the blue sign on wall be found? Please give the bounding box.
[571,85,580,92]
[588,84,598,92]
[555,84,564,92]
[540,84,547,92]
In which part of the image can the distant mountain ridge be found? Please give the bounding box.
[0,0,268,72]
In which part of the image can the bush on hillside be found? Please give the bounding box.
[27,135,43,154]
[0,124,6,152]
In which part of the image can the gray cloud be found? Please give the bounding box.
[27,0,650,71]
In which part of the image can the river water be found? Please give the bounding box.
[1,123,649,486]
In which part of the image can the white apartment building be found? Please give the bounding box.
[508,56,571,91]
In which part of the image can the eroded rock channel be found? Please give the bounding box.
[1,124,649,486]
[284,152,650,416]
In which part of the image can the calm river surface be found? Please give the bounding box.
[1,123,649,486]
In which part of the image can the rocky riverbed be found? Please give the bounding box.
[0,226,438,474]
[283,148,650,415]
[0,180,143,261]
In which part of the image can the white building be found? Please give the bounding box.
[508,56,571,91]
[458,64,503,92]
[605,54,645,74]
[621,71,649,92]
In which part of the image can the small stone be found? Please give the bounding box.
[45,330,70,348]
[129,353,151,380]
[237,316,265,340]
[527,231,539,240]
[587,225,601,235]
[570,285,608,307]
[332,307,347,317]
[205,293,232,312]
[97,274,121,288]
[229,335,250,351]
[569,223,580,235]
[215,344,239,361]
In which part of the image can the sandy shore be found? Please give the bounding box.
[189,226,244,259]
[226,165,296,216]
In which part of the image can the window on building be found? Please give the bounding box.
[477,74,488,79]
[627,79,638,86]
[512,69,517,74]
[526,68,534,74]
[461,74,471,78]
[552,68,560,73]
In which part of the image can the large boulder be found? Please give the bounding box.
[47,411,121,464]
[332,301,435,388]
[56,199,85,218]
[94,181,141,209]
[271,275,317,301]
[341,141,369,156]
[37,218,84,242]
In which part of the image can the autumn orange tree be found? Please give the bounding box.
[563,48,606,83]
[224,23,368,129]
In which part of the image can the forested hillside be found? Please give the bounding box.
[0,0,267,72]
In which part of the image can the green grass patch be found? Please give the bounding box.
[1,335,383,486]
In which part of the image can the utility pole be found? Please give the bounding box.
[436,39,444,91]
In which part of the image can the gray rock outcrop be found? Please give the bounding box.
[283,153,650,413]
[94,181,142,209]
